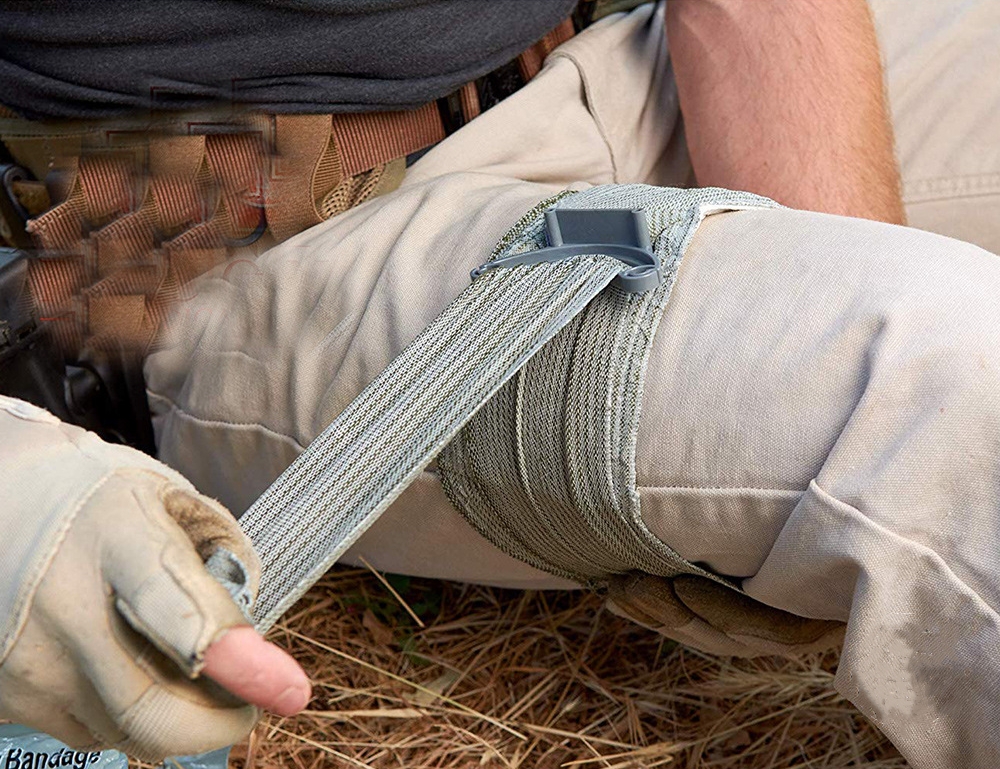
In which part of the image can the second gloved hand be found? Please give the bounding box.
[605,572,845,657]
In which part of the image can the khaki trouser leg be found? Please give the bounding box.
[871,0,1000,253]
[148,190,1000,769]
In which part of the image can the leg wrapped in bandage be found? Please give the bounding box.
[145,1,1000,764]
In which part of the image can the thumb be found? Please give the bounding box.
[203,627,311,716]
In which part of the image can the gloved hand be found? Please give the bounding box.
[0,395,308,761]
[605,572,845,657]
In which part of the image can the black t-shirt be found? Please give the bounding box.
[0,0,577,120]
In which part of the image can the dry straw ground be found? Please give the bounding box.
[228,566,910,769]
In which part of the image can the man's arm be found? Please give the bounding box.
[666,0,906,224]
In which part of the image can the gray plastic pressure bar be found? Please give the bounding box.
[471,208,663,293]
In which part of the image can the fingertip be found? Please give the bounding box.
[271,683,312,717]
[203,626,311,714]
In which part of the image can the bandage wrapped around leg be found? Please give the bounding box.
[144,1,1000,762]
[147,180,852,655]
[147,177,1000,769]
[0,395,260,761]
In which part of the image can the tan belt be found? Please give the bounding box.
[0,18,577,354]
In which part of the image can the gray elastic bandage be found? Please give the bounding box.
[439,185,778,589]
[239,184,776,632]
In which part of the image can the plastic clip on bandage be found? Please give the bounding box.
[471,208,663,293]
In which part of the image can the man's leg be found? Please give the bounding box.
[148,173,1000,768]
[633,204,1000,768]
[871,0,1000,252]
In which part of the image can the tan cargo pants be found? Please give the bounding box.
[142,3,1000,768]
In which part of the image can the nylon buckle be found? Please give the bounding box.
[471,208,662,293]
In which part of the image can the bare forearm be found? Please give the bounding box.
[666,0,905,224]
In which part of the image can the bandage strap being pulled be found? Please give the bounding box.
[240,184,777,632]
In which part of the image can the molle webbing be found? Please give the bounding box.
[0,116,424,354]
[239,185,778,632]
